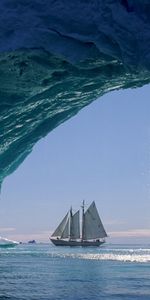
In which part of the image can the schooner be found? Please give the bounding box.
[50,201,107,246]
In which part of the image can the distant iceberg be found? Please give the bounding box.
[0,237,19,247]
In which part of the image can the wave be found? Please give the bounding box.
[1,244,150,263]
[52,252,150,263]
[101,248,150,253]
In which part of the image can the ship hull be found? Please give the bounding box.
[50,238,105,247]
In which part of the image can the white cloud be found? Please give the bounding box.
[4,230,53,242]
[0,227,15,232]
[109,229,150,238]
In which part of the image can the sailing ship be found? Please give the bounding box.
[50,201,107,246]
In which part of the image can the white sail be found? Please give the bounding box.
[83,201,107,239]
[61,218,69,238]
[51,212,69,237]
[70,210,80,239]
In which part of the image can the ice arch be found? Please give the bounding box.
[0,0,150,184]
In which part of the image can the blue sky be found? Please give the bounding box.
[1,85,150,243]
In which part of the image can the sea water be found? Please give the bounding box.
[0,243,150,300]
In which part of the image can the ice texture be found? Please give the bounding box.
[0,0,150,184]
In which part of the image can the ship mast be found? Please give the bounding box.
[81,200,85,241]
[69,206,72,240]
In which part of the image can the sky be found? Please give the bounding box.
[1,84,150,244]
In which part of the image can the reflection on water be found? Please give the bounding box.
[0,243,150,300]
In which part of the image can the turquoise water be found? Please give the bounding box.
[0,243,150,300]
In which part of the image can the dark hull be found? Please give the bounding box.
[50,238,105,247]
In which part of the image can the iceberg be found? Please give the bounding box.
[0,237,19,247]
[0,0,150,184]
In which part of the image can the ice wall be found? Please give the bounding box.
[1,0,150,184]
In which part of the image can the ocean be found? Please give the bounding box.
[0,243,150,300]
